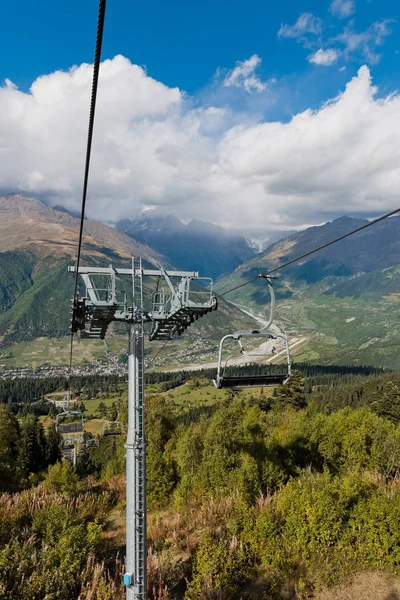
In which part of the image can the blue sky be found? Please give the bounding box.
[1,0,398,111]
[1,0,400,229]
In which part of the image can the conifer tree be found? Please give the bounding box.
[45,424,62,465]
[375,381,400,423]
[274,370,307,409]
[0,406,21,491]
[19,415,47,477]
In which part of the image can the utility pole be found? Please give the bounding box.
[70,260,217,599]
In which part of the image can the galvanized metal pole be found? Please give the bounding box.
[125,322,146,599]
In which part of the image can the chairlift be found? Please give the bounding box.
[62,438,74,461]
[213,276,291,389]
[75,437,99,457]
[62,449,73,462]
[62,438,75,450]
[56,410,84,434]
[102,419,124,437]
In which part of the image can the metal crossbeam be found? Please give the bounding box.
[68,265,199,278]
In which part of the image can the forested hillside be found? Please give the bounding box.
[1,368,400,599]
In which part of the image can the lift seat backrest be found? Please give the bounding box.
[215,373,288,389]
[62,442,75,450]
[57,423,83,434]
[103,422,123,436]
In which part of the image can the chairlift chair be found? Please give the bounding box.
[62,440,74,461]
[56,410,84,434]
[213,276,291,389]
[62,438,75,451]
[102,419,124,437]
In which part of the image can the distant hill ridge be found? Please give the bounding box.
[0,194,161,263]
[219,214,400,290]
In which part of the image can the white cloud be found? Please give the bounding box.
[330,0,355,19]
[308,48,340,65]
[223,55,267,93]
[278,13,323,39]
[1,57,400,230]
[336,19,394,64]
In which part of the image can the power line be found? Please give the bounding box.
[216,275,261,298]
[69,0,107,373]
[218,206,400,298]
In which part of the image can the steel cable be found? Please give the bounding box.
[69,0,107,374]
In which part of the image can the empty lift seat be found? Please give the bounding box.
[57,422,83,434]
[102,421,123,436]
[214,373,289,389]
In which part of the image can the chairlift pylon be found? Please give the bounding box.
[213,276,291,389]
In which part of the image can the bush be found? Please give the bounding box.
[186,532,254,599]
[43,461,79,495]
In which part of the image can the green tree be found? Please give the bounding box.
[187,532,254,599]
[0,405,21,491]
[43,461,79,495]
[375,381,400,423]
[146,395,177,507]
[97,401,107,417]
[274,370,306,409]
[45,424,62,465]
[19,415,47,478]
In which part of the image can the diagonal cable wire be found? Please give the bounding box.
[217,206,400,298]
[69,0,107,373]
[216,275,261,298]
[262,206,400,276]
[145,338,172,371]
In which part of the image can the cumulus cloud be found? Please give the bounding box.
[1,56,400,230]
[223,55,267,93]
[308,48,340,65]
[278,13,323,39]
[336,19,394,64]
[330,0,355,19]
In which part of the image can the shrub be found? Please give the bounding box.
[43,461,79,495]
[186,532,254,599]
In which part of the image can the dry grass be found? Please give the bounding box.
[314,572,400,600]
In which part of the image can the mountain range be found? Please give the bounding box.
[0,193,399,369]
[217,215,400,298]
[116,214,256,281]
[0,195,259,351]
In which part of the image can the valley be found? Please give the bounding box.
[0,195,399,371]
